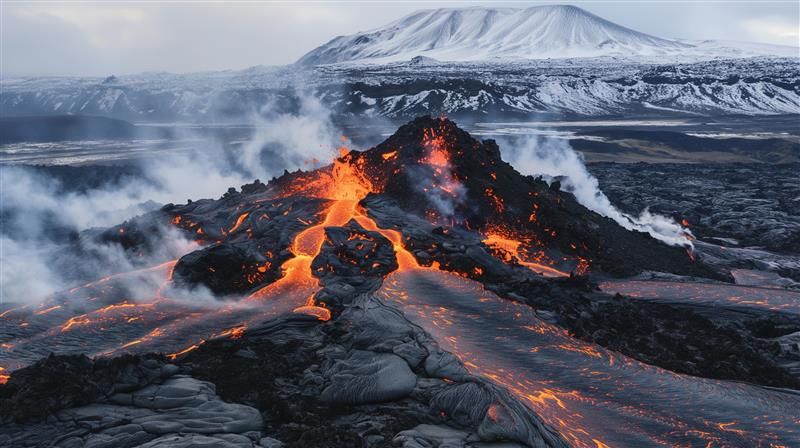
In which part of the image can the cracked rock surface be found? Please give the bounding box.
[1,370,265,448]
[1,296,569,448]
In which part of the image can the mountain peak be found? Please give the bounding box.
[297,5,688,65]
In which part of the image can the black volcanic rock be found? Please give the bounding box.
[1,301,570,448]
[362,195,535,283]
[351,116,724,280]
[591,162,800,258]
[166,193,327,295]
[0,353,174,422]
[565,295,800,388]
[172,243,284,296]
[310,219,402,311]
[312,220,399,280]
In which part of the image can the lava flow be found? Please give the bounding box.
[482,231,569,278]
[248,144,419,317]
[377,269,800,448]
[4,117,783,448]
[0,117,715,372]
[599,279,800,314]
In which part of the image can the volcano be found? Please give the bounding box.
[296,5,795,65]
[2,117,799,448]
[297,5,689,65]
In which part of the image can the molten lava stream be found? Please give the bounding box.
[246,199,366,321]
[375,269,800,448]
[247,195,419,318]
[483,233,568,278]
[247,199,362,313]
[352,213,419,271]
[248,149,420,316]
[94,284,313,360]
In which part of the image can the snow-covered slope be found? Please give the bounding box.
[297,5,797,65]
[2,58,798,122]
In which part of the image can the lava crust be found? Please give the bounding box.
[2,116,799,448]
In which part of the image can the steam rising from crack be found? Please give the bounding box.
[498,134,693,248]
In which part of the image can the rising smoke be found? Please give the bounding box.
[237,95,339,179]
[498,134,692,248]
[0,93,342,305]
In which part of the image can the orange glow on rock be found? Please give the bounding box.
[34,305,62,315]
[484,188,504,213]
[228,212,250,234]
[483,232,568,278]
[251,149,423,301]
[293,305,331,321]
[166,339,205,360]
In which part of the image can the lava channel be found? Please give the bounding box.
[376,268,800,448]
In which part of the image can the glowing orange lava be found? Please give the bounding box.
[293,305,331,321]
[484,188,504,213]
[34,305,62,315]
[353,214,419,270]
[166,340,205,360]
[0,307,22,319]
[59,301,156,333]
[250,146,421,305]
[227,212,250,234]
[482,233,568,278]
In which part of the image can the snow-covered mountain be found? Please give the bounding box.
[297,5,798,65]
[2,5,797,124]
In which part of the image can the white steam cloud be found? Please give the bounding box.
[238,95,339,179]
[0,92,342,305]
[499,134,692,248]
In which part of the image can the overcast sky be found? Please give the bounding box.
[2,1,798,76]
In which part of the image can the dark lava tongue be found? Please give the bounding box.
[350,116,723,279]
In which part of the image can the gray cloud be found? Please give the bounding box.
[1,1,797,76]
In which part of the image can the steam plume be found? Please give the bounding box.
[498,134,692,247]
[0,93,342,304]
